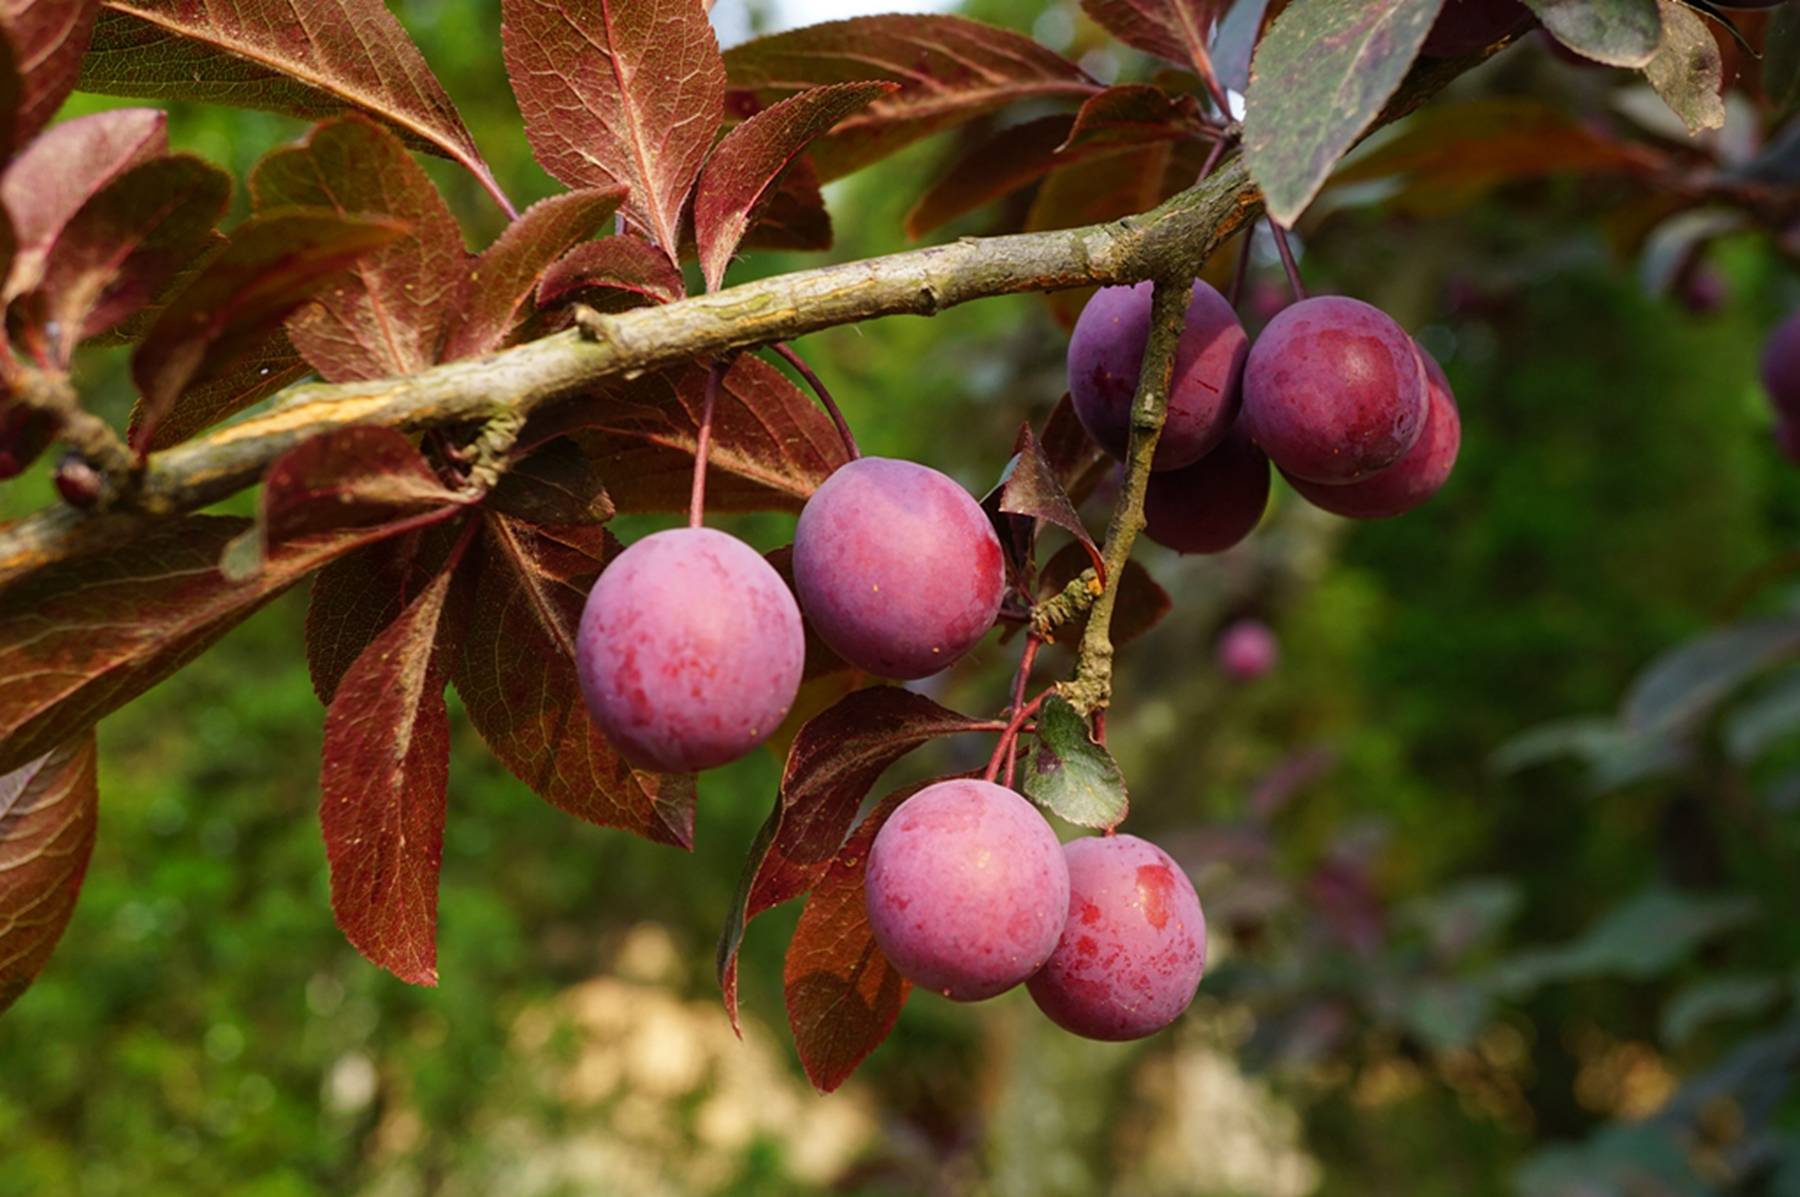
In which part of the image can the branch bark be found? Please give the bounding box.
[0,46,1493,580]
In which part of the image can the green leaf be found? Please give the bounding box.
[1660,974,1784,1047]
[1623,617,1800,737]
[1723,667,1800,763]
[1643,0,1723,134]
[1487,888,1758,996]
[1243,0,1446,225]
[1525,0,1662,67]
[1022,694,1128,829]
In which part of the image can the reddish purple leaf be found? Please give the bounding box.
[1080,0,1224,71]
[785,783,918,1092]
[0,511,453,775]
[451,516,695,847]
[0,35,18,164]
[486,438,614,527]
[1035,542,1170,648]
[694,81,895,291]
[0,733,97,1015]
[501,0,725,257]
[306,517,469,705]
[440,187,626,362]
[321,561,457,986]
[563,355,848,515]
[130,207,408,451]
[905,115,1080,239]
[251,115,467,383]
[82,0,511,212]
[1058,83,1210,153]
[0,107,166,303]
[537,236,685,313]
[724,14,1097,183]
[716,687,986,1029]
[994,421,1105,584]
[26,154,231,367]
[1041,392,1110,507]
[0,0,99,148]
[133,329,310,451]
[735,158,832,253]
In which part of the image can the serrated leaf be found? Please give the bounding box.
[905,115,1078,238]
[486,438,613,527]
[307,517,468,705]
[1081,0,1225,71]
[440,187,626,362]
[0,107,166,303]
[129,207,407,451]
[26,154,230,367]
[735,159,833,253]
[993,421,1104,584]
[536,236,685,313]
[227,427,463,580]
[1526,0,1662,66]
[502,0,723,257]
[321,560,457,986]
[1041,392,1110,505]
[561,355,849,514]
[724,14,1098,183]
[83,0,509,209]
[1643,0,1722,134]
[250,115,467,383]
[0,511,451,775]
[1243,0,1445,226]
[716,687,986,1029]
[1623,617,1800,737]
[134,329,310,451]
[0,734,97,1015]
[1022,693,1128,828]
[0,0,100,149]
[785,783,918,1092]
[695,81,894,292]
[1059,83,1210,153]
[451,516,694,848]
[1035,543,1169,648]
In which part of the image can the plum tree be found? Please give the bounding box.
[1241,295,1428,485]
[1419,0,1532,58]
[576,528,805,773]
[1217,618,1280,681]
[1026,834,1207,1041]
[1141,423,1271,554]
[793,457,1005,679]
[1067,280,1250,470]
[865,779,1070,1002]
[1284,345,1462,519]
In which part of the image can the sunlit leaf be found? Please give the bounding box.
[1525,0,1662,66]
[1642,0,1723,135]
[1021,694,1127,828]
[536,236,685,313]
[1081,0,1225,71]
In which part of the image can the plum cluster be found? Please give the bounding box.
[864,779,1208,1040]
[1068,283,1462,553]
[576,455,1004,773]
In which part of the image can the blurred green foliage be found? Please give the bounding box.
[5,3,1800,1195]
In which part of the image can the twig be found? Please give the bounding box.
[769,342,859,460]
[690,360,725,528]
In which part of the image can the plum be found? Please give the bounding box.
[1419,0,1532,58]
[1141,423,1270,554]
[1241,295,1427,485]
[793,457,1005,679]
[1284,344,1461,519]
[1027,834,1206,1041]
[1217,618,1279,681]
[865,779,1070,1002]
[576,527,804,773]
[1067,280,1250,470]
[1761,310,1800,417]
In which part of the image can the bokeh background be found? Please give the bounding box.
[4,2,1800,1194]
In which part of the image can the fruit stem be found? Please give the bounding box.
[1269,219,1308,301]
[689,359,726,528]
[1062,278,1190,718]
[984,688,1049,785]
[770,342,860,460]
[1185,38,1234,122]
[1001,635,1044,787]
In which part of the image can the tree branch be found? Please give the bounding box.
[0,46,1496,581]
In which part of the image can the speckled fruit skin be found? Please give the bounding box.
[576,527,804,773]
[1067,280,1250,471]
[1419,0,1532,57]
[1141,424,1270,554]
[1242,296,1427,485]
[1027,835,1207,1041]
[1285,345,1462,519]
[793,457,1005,680]
[865,780,1071,1002]
[1762,310,1800,417]
[1217,618,1279,681]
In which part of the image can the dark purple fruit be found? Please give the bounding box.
[1142,423,1270,554]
